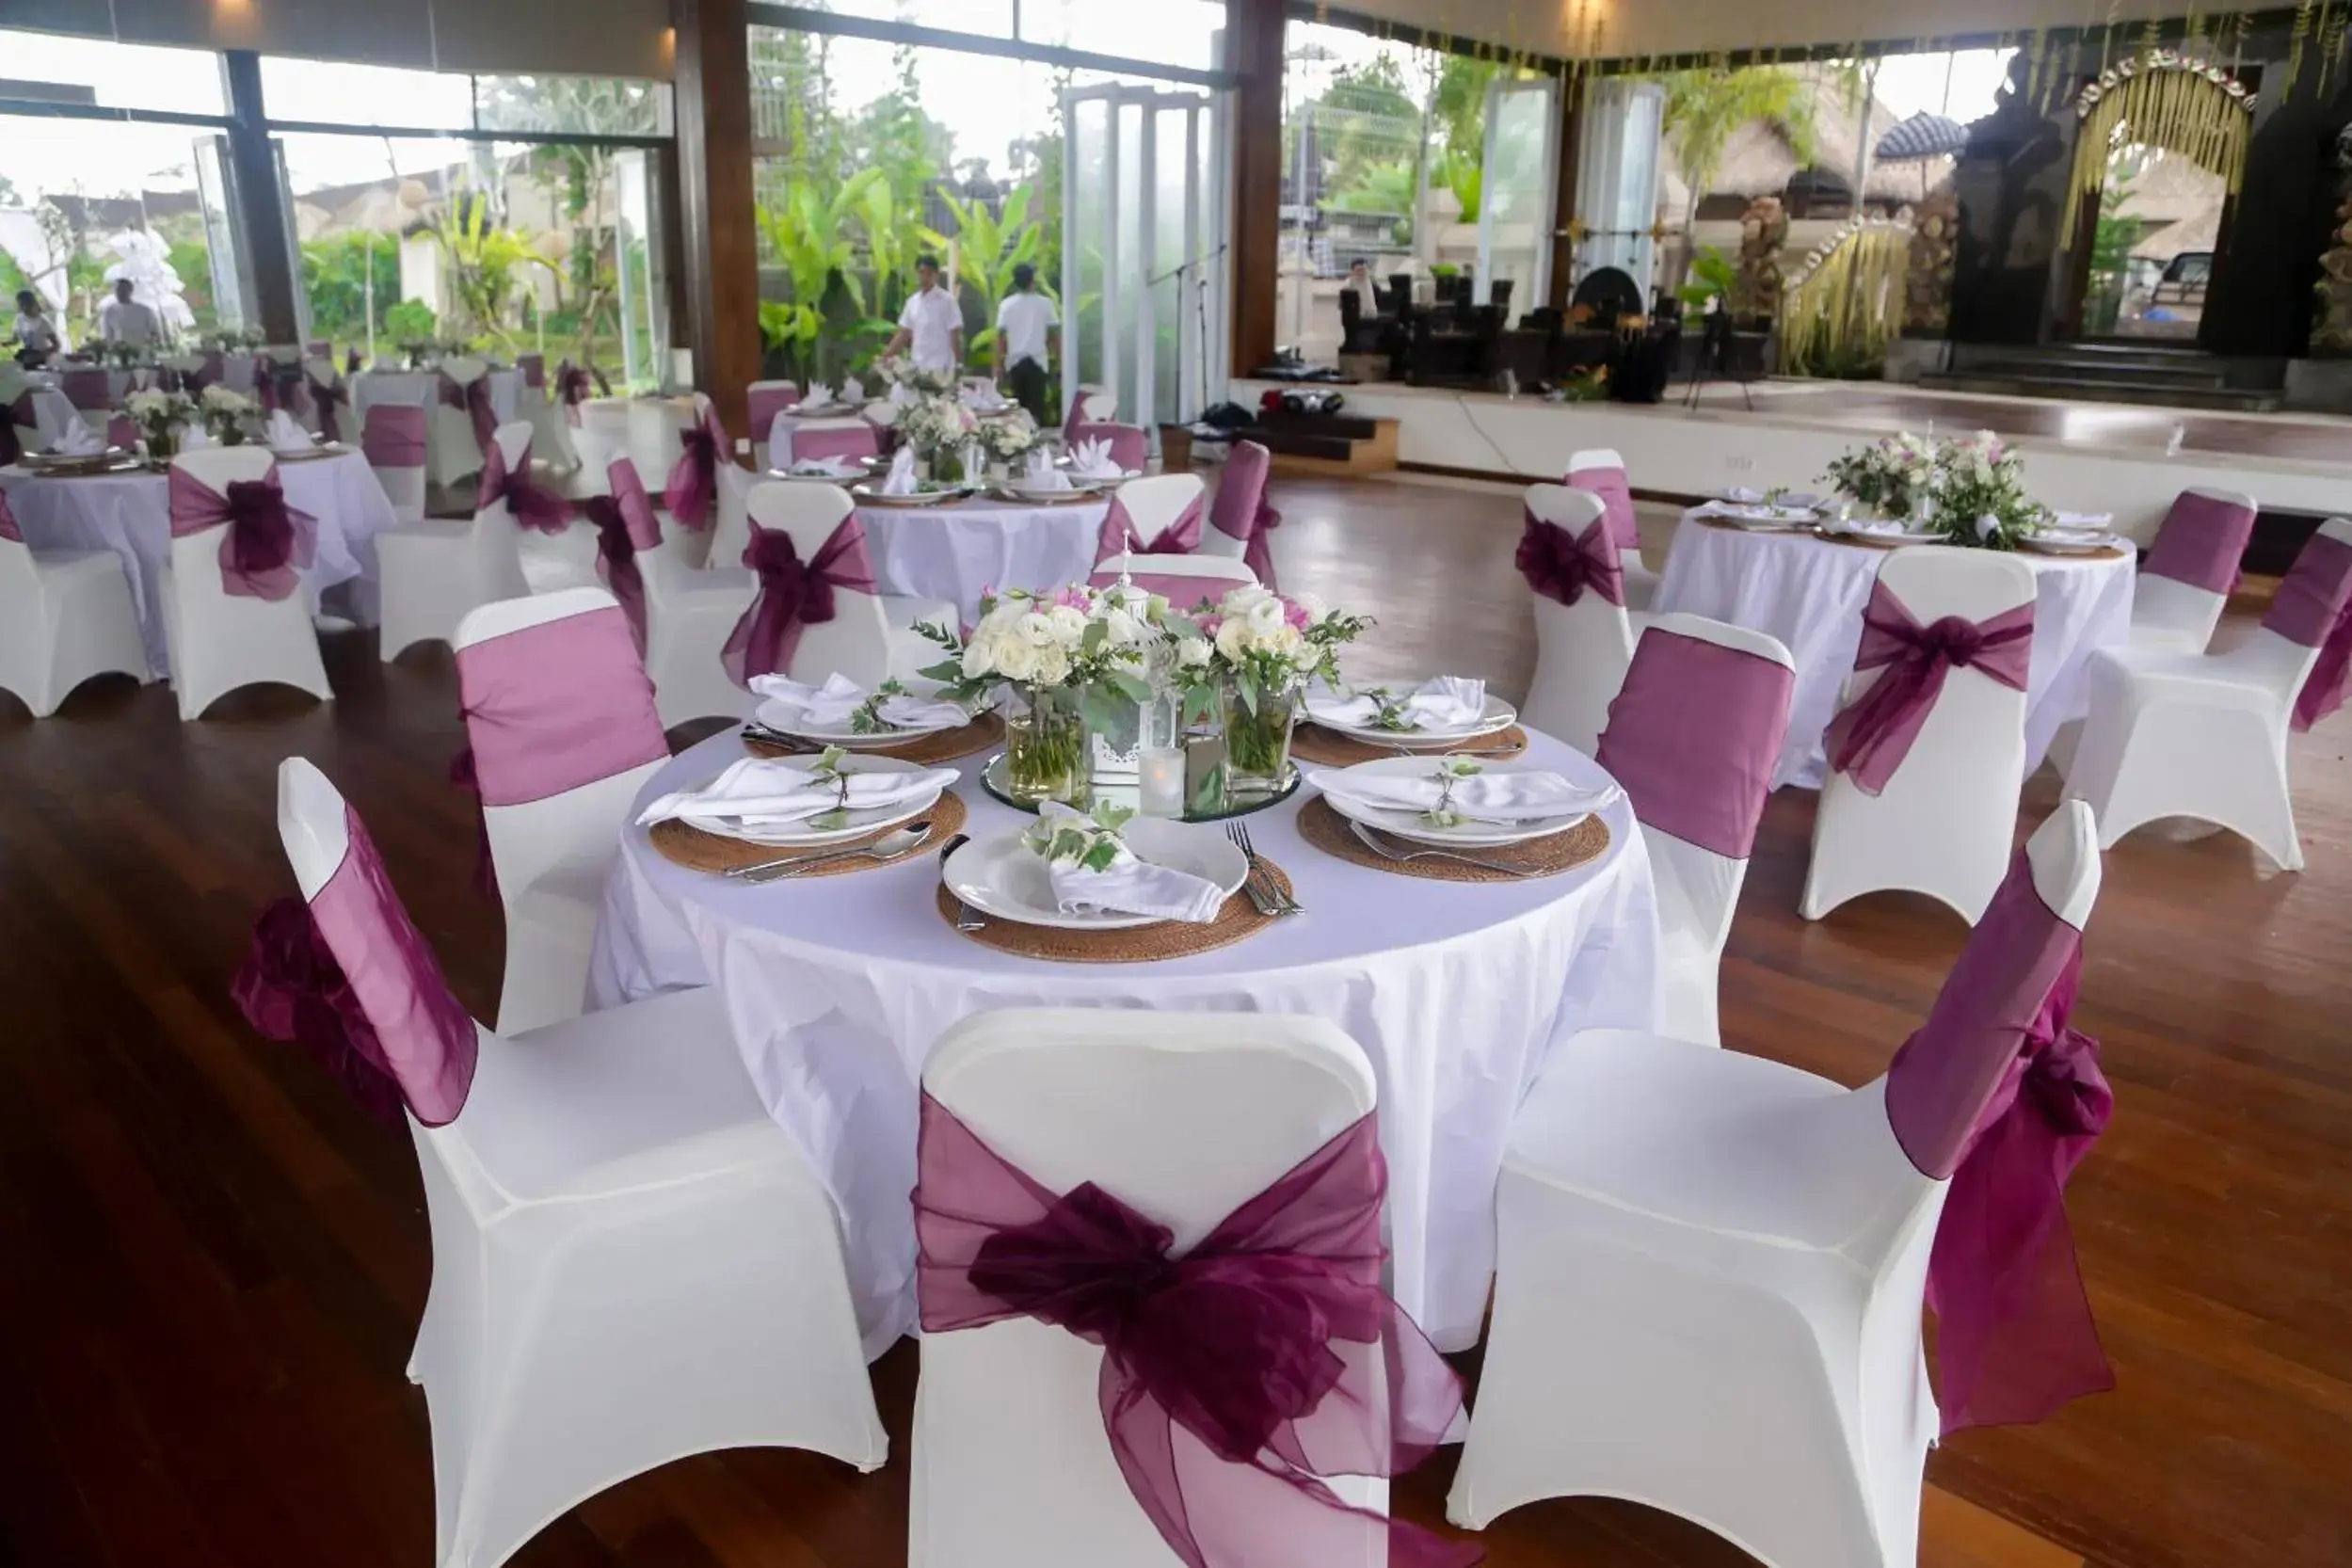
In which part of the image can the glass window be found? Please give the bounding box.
[823,0,1016,37]
[1021,0,1225,71]
[0,29,228,118]
[0,117,233,346]
[472,74,673,136]
[259,56,473,131]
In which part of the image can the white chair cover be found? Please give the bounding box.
[0,491,148,716]
[162,447,332,720]
[376,424,531,661]
[1519,484,1640,757]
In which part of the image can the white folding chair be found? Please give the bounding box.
[455,587,671,1033]
[1451,801,2106,1568]
[1565,446,1661,608]
[377,424,531,661]
[271,759,884,1568]
[2133,487,2259,654]
[0,513,148,716]
[2065,517,2352,872]
[911,1008,1386,1568]
[1801,547,2037,925]
[746,379,801,470]
[161,447,333,720]
[1595,614,1795,1047]
[429,354,492,488]
[742,479,952,690]
[1520,485,1642,757]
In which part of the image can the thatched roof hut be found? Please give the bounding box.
[1657,67,1954,221]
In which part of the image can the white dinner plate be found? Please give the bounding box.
[1308,691,1518,750]
[2022,531,2123,555]
[672,753,946,846]
[790,401,860,419]
[1705,505,1818,531]
[942,818,1248,931]
[773,464,867,483]
[753,699,970,749]
[1005,477,1113,500]
[1316,757,1610,848]
[1818,519,1944,544]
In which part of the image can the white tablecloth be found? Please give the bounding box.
[348,369,524,430]
[1655,516,2138,789]
[0,450,398,679]
[854,498,1107,622]
[589,728,1660,1357]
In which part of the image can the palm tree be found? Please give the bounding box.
[1659,66,1822,284]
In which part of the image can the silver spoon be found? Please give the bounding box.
[728,823,934,883]
[1348,820,1544,878]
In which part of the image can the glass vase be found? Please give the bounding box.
[1220,678,1300,801]
[1002,683,1090,808]
[143,425,178,462]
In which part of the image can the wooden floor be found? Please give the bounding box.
[2,472,2347,1568]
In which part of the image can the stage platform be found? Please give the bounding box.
[1230,376,2352,547]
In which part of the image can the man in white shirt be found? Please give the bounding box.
[98,279,161,347]
[888,255,963,374]
[993,263,1059,422]
[13,290,61,365]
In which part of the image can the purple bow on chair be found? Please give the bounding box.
[664,406,729,532]
[232,898,406,1124]
[167,465,318,601]
[475,436,573,534]
[2269,532,2352,732]
[916,1095,1480,1568]
[554,360,596,425]
[1515,507,1625,609]
[1096,492,1205,564]
[584,467,664,656]
[311,378,347,444]
[1824,581,2033,794]
[440,371,499,452]
[1910,946,2115,1434]
[721,519,879,686]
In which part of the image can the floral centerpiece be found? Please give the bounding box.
[200,384,260,446]
[875,354,962,399]
[1169,584,1371,800]
[920,584,1155,806]
[1825,431,1938,521]
[977,407,1041,469]
[122,388,197,459]
[897,392,982,478]
[1927,429,2050,550]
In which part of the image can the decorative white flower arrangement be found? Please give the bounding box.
[1166,584,1371,719]
[122,388,196,428]
[1825,428,2051,549]
[977,407,1042,461]
[1824,431,1941,521]
[199,383,260,443]
[896,392,981,465]
[875,354,961,399]
[920,583,1154,715]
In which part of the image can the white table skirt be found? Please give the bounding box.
[348,369,523,431]
[588,728,1661,1358]
[0,451,398,679]
[1655,517,2137,789]
[855,499,1108,622]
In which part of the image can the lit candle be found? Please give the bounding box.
[1138,745,1187,818]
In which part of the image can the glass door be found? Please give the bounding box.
[1569,79,1664,299]
[613,148,669,391]
[1063,82,1229,439]
[193,134,253,332]
[1477,75,1561,319]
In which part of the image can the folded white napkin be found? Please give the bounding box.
[634,756,958,832]
[751,673,969,732]
[1033,805,1226,923]
[1016,448,1071,492]
[888,382,916,407]
[1309,765,1619,824]
[52,415,104,456]
[1305,677,1486,733]
[789,456,863,478]
[265,408,312,452]
[961,384,1007,412]
[1722,485,1765,504]
[1700,499,1814,522]
[1067,436,1122,479]
[880,446,920,496]
[801,381,834,409]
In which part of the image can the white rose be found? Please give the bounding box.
[1100,606,1142,646]
[1176,636,1211,668]
[1214,618,1251,663]
[1244,597,1288,639]
[1016,611,1058,648]
[1291,591,1331,625]
[1032,645,1071,686]
[1222,584,1273,618]
[1047,604,1088,645]
[960,637,995,679]
[995,635,1040,681]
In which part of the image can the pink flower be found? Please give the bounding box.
[1282,598,1312,630]
[1051,584,1091,610]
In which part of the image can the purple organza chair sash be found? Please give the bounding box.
[554,360,596,424]
[309,375,347,444]
[440,370,500,452]
[306,339,330,359]
[1596,630,1793,859]
[361,404,428,469]
[167,464,318,602]
[60,368,111,410]
[2143,490,2256,595]
[665,403,730,531]
[722,517,881,686]
[1096,491,1206,564]
[456,600,668,808]
[235,803,476,1126]
[747,383,802,435]
[1824,580,2034,794]
[257,358,309,418]
[914,1094,1480,1568]
[1884,849,2114,1433]
[584,459,666,655]
[789,423,879,465]
[2264,531,2352,731]
[105,414,138,452]
[517,352,546,391]
[0,391,33,466]
[0,487,21,544]
[1208,440,1281,589]
[1515,508,1625,610]
[475,436,573,534]
[1566,464,1640,553]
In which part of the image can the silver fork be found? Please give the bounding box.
[1226,821,1303,915]
[1388,740,1527,760]
[936,833,984,931]
[1349,820,1544,877]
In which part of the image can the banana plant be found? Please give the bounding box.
[756,168,884,380]
[424,190,559,349]
[921,184,1046,367]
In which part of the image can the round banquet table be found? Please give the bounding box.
[589,726,1661,1358]
[852,496,1109,621]
[347,368,524,431]
[1655,514,2138,789]
[0,450,398,680]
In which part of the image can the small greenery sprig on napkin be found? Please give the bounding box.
[804,745,856,829]
[848,679,911,735]
[1022,800,1138,872]
[1422,757,1483,829]
[1359,687,1422,733]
